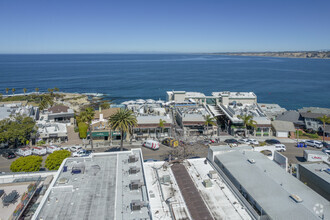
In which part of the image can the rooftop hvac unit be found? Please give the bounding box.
[129,166,140,175]
[208,171,217,179]
[130,180,143,190]
[160,175,171,184]
[247,159,256,164]
[130,200,148,211]
[128,155,138,163]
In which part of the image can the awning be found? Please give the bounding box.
[88,131,109,137]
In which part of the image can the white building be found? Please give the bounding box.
[37,123,67,144]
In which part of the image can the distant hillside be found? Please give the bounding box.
[210,51,330,59]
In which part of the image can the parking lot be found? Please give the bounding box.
[0,140,325,173]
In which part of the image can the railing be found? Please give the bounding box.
[11,176,42,220]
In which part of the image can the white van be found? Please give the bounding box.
[142,140,160,150]
[32,146,47,156]
[16,147,32,157]
[47,145,60,154]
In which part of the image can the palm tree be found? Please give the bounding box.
[23,88,27,95]
[5,88,9,94]
[54,87,59,92]
[317,115,330,142]
[35,88,39,94]
[109,109,137,151]
[78,107,95,150]
[237,115,257,137]
[204,115,216,137]
[158,119,166,137]
[12,88,16,95]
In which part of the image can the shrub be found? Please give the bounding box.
[37,140,46,146]
[259,142,267,146]
[45,150,71,170]
[78,122,88,139]
[10,156,43,172]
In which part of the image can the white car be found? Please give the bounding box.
[60,146,70,151]
[305,140,323,149]
[238,139,250,144]
[72,150,91,157]
[70,146,82,152]
[322,148,330,156]
[248,139,259,145]
[274,144,286,152]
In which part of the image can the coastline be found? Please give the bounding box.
[206,52,330,59]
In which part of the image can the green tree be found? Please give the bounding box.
[10,155,43,172]
[54,87,59,92]
[35,88,39,93]
[77,107,95,149]
[12,88,16,95]
[23,88,27,95]
[5,88,9,94]
[109,109,137,151]
[204,115,216,137]
[100,102,110,110]
[0,115,36,148]
[317,115,330,142]
[158,119,166,136]
[0,93,2,100]
[45,150,71,170]
[78,122,88,139]
[237,115,257,137]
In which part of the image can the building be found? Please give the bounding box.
[125,101,173,140]
[258,103,287,120]
[297,163,330,201]
[37,123,68,144]
[41,105,74,125]
[90,108,120,141]
[0,102,39,121]
[208,146,330,219]
[175,106,214,136]
[32,149,151,220]
[271,120,296,137]
[217,102,272,137]
[299,107,330,134]
[275,110,305,129]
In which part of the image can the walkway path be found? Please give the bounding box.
[171,163,213,220]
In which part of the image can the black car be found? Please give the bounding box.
[2,151,16,159]
[265,139,281,145]
[322,142,330,148]
[224,139,239,144]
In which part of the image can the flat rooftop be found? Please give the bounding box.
[185,159,252,219]
[299,162,330,183]
[33,149,151,220]
[214,150,330,219]
[143,161,190,220]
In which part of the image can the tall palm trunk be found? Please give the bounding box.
[323,122,325,142]
[120,130,124,151]
[89,125,93,150]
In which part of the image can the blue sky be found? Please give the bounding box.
[0,0,329,53]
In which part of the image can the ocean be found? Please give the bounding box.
[0,54,329,110]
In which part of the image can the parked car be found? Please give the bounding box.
[2,151,16,159]
[305,140,323,149]
[142,140,160,150]
[32,146,47,156]
[265,139,281,145]
[70,146,82,152]
[322,148,330,156]
[248,139,259,145]
[321,142,330,149]
[274,144,286,152]
[238,139,250,144]
[47,145,60,154]
[60,146,70,151]
[72,149,91,157]
[16,147,32,157]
